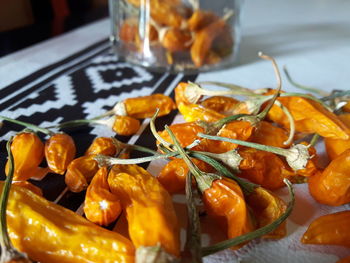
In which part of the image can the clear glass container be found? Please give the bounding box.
[109,0,242,73]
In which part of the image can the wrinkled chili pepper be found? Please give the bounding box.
[294,141,319,177]
[324,113,350,160]
[251,121,290,148]
[85,137,118,156]
[188,10,218,31]
[12,181,43,196]
[119,18,158,44]
[45,133,76,175]
[157,158,213,194]
[343,101,350,113]
[200,96,240,115]
[246,187,287,239]
[5,132,44,181]
[301,211,350,247]
[178,103,225,122]
[108,164,180,258]
[202,177,255,249]
[162,28,192,52]
[268,95,350,140]
[116,94,176,119]
[65,156,99,193]
[150,0,186,28]
[308,148,350,206]
[112,115,141,136]
[2,182,135,263]
[84,167,122,226]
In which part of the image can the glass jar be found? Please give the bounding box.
[109,0,242,73]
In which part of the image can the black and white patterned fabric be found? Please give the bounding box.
[0,38,197,213]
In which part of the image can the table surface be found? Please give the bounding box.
[0,0,350,262]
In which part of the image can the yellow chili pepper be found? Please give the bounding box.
[108,164,181,258]
[178,103,225,122]
[3,182,135,263]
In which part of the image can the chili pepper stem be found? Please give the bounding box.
[309,134,320,147]
[197,133,311,171]
[111,137,159,155]
[0,138,32,263]
[201,179,295,256]
[274,101,295,145]
[196,81,259,96]
[0,115,54,136]
[150,110,173,151]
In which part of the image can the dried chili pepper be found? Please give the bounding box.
[308,148,350,206]
[188,10,218,31]
[251,121,290,148]
[85,137,118,156]
[65,156,99,193]
[246,187,287,239]
[174,82,194,106]
[301,211,350,247]
[162,28,192,52]
[84,167,122,226]
[12,181,43,196]
[178,103,225,122]
[108,164,180,258]
[2,182,135,262]
[111,115,141,136]
[44,133,76,175]
[150,0,185,28]
[268,95,350,140]
[114,94,176,119]
[343,101,350,112]
[324,113,350,160]
[200,96,240,115]
[5,132,44,181]
[294,141,319,177]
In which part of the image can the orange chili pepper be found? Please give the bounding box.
[202,177,255,248]
[85,137,117,156]
[190,18,228,67]
[188,10,218,31]
[12,181,43,196]
[294,141,319,177]
[5,132,44,181]
[308,149,350,206]
[343,101,350,112]
[238,148,294,190]
[121,94,176,119]
[200,96,240,115]
[174,82,198,106]
[45,133,76,175]
[112,115,140,136]
[246,187,287,239]
[84,167,122,226]
[178,103,225,122]
[119,18,158,44]
[301,211,350,247]
[150,0,185,28]
[251,121,290,148]
[157,158,213,194]
[65,156,99,193]
[268,96,350,140]
[108,164,180,257]
[324,113,350,160]
[162,28,192,52]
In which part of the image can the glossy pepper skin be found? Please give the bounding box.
[200,96,240,115]
[108,164,180,257]
[85,137,117,156]
[308,149,350,206]
[4,182,135,263]
[301,211,350,247]
[246,187,287,239]
[202,178,255,248]
[178,103,225,123]
[267,95,350,140]
[112,115,141,136]
[324,113,350,160]
[251,121,290,148]
[84,167,122,226]
[123,94,176,119]
[45,133,76,175]
[65,156,99,193]
[174,82,194,106]
[5,132,44,181]
[12,181,43,196]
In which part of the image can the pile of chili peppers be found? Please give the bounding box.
[0,56,349,263]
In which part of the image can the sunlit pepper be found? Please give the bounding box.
[246,187,287,239]
[268,96,350,140]
[178,103,225,122]
[251,121,290,148]
[85,137,118,156]
[45,133,76,175]
[108,164,180,258]
[202,178,255,248]
[200,96,240,115]
[3,182,135,263]
[5,132,44,181]
[174,82,194,106]
[308,149,350,206]
[65,156,99,193]
[301,211,350,247]
[324,113,350,160]
[115,94,176,119]
[84,167,122,226]
[12,181,43,196]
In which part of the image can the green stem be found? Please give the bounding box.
[150,109,173,149]
[310,134,320,147]
[213,114,249,130]
[0,115,54,136]
[201,179,295,256]
[46,119,96,129]
[197,81,260,97]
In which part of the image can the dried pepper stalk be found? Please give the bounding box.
[301,211,350,247]
[108,164,181,259]
[308,148,350,206]
[83,167,122,226]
